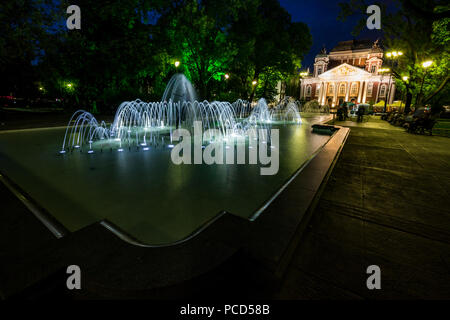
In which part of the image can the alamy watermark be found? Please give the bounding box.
[66,265,81,290]
[366,265,381,290]
[366,5,381,30]
[170,121,279,176]
[66,5,81,30]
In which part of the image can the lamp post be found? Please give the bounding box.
[400,76,409,110]
[417,60,433,107]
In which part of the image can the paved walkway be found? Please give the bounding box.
[275,116,450,299]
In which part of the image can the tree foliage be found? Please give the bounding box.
[1,0,312,111]
[338,0,449,113]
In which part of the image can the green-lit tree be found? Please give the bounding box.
[154,0,243,100]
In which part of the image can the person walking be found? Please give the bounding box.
[357,104,365,122]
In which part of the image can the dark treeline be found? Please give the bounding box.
[0,0,312,113]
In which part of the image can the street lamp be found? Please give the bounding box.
[67,83,72,88]
[224,73,229,80]
[400,76,409,110]
[174,61,180,68]
[252,80,257,86]
[422,60,433,68]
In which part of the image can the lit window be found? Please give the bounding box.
[328,84,334,95]
[339,84,346,95]
[306,85,312,96]
[380,84,386,97]
[351,83,358,95]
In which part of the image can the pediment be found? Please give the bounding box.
[318,63,371,80]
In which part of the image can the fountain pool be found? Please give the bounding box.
[0,114,332,245]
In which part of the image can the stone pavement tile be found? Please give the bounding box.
[361,166,444,193]
[311,210,450,277]
[329,162,362,185]
[275,265,362,300]
[435,177,450,197]
[390,267,450,299]
[290,231,419,299]
[362,168,450,213]
[321,180,363,208]
[347,135,404,149]
[362,190,450,230]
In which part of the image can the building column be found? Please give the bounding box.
[345,81,350,101]
[362,81,367,103]
[322,82,328,105]
[389,82,396,104]
[375,81,381,103]
[333,82,338,105]
[357,81,363,103]
[318,82,324,103]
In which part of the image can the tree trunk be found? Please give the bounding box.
[404,91,413,114]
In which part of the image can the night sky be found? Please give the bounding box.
[279,0,383,70]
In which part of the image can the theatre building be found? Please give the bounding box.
[300,40,395,106]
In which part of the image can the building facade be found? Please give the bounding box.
[300,40,396,106]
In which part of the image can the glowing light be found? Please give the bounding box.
[74,145,80,148]
[402,76,409,81]
[59,150,66,154]
[392,51,398,57]
[174,61,180,67]
[143,147,149,151]
[252,80,257,86]
[39,87,43,91]
[118,148,124,152]
[88,150,94,154]
[168,144,174,148]
[224,73,229,79]
[422,60,433,68]
[67,83,72,88]
[398,51,403,56]
[386,52,392,57]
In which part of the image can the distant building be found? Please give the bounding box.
[300,39,395,106]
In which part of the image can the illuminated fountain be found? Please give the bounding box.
[162,73,197,103]
[59,74,302,154]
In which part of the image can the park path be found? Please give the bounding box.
[276,116,450,299]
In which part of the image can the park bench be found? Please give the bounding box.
[407,118,437,135]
